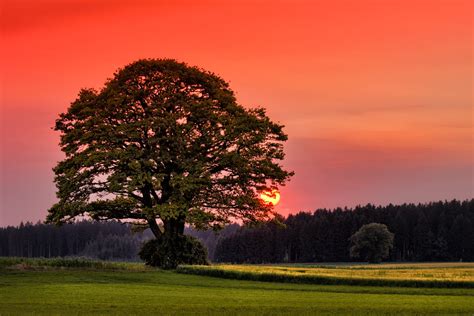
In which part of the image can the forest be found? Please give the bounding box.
[1,199,472,263]
[0,220,238,261]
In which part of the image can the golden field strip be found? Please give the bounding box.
[177,262,474,288]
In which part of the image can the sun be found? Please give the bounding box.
[260,189,281,206]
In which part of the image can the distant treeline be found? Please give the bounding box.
[0,221,147,260]
[0,220,237,261]
[1,199,472,263]
[214,199,474,263]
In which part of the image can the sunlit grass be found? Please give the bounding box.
[178,262,474,288]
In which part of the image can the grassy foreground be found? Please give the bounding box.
[1,258,473,315]
[177,262,474,288]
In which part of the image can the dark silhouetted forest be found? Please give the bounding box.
[0,221,146,260]
[0,220,238,261]
[215,199,474,263]
[1,199,472,262]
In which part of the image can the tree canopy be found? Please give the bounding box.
[47,59,293,240]
[350,223,394,263]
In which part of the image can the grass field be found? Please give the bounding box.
[178,262,474,288]
[1,258,473,315]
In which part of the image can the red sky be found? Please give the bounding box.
[1,0,472,226]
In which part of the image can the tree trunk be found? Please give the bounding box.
[147,219,163,239]
[148,217,185,239]
[163,217,185,238]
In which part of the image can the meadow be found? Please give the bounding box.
[0,258,473,315]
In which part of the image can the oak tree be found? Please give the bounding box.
[47,59,293,265]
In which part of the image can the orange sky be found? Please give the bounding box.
[1,0,472,225]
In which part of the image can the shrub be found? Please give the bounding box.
[350,223,394,263]
[139,235,208,269]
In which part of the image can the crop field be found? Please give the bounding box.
[1,258,473,315]
[178,262,474,288]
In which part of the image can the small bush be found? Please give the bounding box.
[139,235,208,269]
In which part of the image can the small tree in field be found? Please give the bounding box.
[47,59,293,268]
[350,223,394,263]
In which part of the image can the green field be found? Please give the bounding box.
[1,258,473,315]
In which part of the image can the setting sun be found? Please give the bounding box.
[260,189,281,206]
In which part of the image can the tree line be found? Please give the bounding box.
[214,199,474,263]
[1,199,472,263]
[0,221,146,260]
[0,220,236,261]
